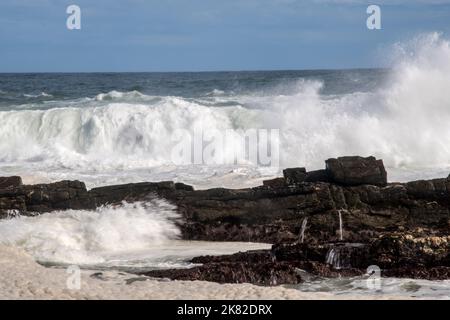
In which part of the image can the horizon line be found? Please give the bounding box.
[0,67,388,75]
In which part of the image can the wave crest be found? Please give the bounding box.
[0,33,449,181]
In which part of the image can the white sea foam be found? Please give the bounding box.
[0,33,449,187]
[23,92,53,98]
[94,90,146,101]
[294,276,450,299]
[0,200,181,265]
[3,244,416,300]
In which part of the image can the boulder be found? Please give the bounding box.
[283,167,307,184]
[174,182,194,191]
[325,156,387,186]
[0,176,22,189]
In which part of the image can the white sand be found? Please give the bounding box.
[0,244,413,300]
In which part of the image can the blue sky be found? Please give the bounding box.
[0,0,449,72]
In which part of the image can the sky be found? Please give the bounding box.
[0,0,449,72]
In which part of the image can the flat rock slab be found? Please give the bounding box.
[326,156,387,186]
[0,176,22,189]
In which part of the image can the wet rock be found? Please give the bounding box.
[263,178,286,188]
[406,179,450,200]
[0,156,448,277]
[283,169,330,185]
[142,262,303,285]
[326,156,387,186]
[191,250,273,264]
[293,261,364,278]
[364,234,450,269]
[304,170,330,183]
[1,173,449,247]
[272,243,328,262]
[383,266,450,280]
[174,182,194,191]
[88,181,187,207]
[181,222,298,243]
[0,176,22,189]
[283,167,307,184]
[0,180,93,215]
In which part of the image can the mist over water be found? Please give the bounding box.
[0,33,449,187]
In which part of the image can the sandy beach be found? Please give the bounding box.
[0,244,413,300]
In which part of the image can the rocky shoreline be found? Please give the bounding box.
[1,156,449,285]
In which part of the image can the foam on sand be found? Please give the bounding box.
[0,244,411,300]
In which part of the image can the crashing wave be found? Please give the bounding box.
[0,200,181,265]
[0,33,449,178]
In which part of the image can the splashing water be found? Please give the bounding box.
[1,33,450,188]
[300,217,308,244]
[0,199,271,269]
[326,247,342,270]
[338,210,344,241]
[0,200,181,265]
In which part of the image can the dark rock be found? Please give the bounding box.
[272,242,372,270]
[263,178,286,188]
[0,180,92,215]
[406,179,450,199]
[383,266,450,280]
[88,181,183,207]
[0,176,22,189]
[2,174,449,247]
[180,222,299,243]
[174,182,194,191]
[191,250,272,264]
[281,168,330,184]
[304,169,330,183]
[178,236,449,281]
[326,156,387,186]
[364,234,450,269]
[293,261,364,278]
[148,246,364,282]
[272,243,328,262]
[0,156,448,282]
[283,167,307,184]
[142,262,302,285]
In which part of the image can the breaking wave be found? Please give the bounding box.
[0,200,181,265]
[0,33,449,183]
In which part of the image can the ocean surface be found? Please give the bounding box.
[0,68,398,189]
[0,33,449,299]
[2,34,450,188]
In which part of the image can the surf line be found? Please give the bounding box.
[177,304,211,318]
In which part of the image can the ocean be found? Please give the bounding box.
[0,69,395,189]
[0,33,449,299]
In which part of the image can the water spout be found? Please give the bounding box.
[299,217,308,243]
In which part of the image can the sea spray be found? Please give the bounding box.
[1,33,450,185]
[0,199,181,265]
